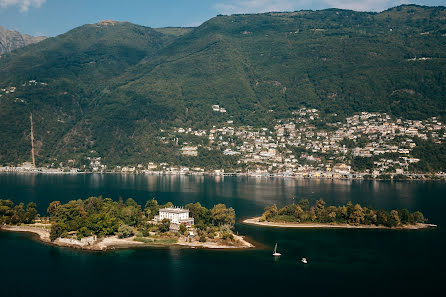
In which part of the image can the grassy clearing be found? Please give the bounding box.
[134,237,178,245]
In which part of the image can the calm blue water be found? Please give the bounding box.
[0,173,445,297]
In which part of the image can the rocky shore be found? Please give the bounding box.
[1,225,254,250]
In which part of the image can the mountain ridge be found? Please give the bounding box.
[0,25,46,55]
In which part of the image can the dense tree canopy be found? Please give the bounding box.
[261,199,426,227]
[43,197,236,241]
[0,199,38,225]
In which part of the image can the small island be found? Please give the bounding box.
[0,197,253,250]
[244,199,436,229]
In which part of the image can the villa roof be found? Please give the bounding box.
[159,207,189,214]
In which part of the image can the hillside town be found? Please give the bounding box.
[2,106,445,180]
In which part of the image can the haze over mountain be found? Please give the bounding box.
[0,25,46,55]
[0,5,444,168]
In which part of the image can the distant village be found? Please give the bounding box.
[1,83,446,180]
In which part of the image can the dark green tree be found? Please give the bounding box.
[348,204,365,225]
[47,201,61,217]
[211,204,235,226]
[388,210,401,227]
[262,204,279,221]
[413,211,425,223]
[297,199,310,211]
[50,223,64,241]
[159,218,171,233]
[24,202,38,224]
[398,209,410,225]
[315,199,326,220]
[186,202,211,225]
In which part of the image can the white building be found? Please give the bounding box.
[155,207,194,226]
[332,163,351,175]
[181,146,198,156]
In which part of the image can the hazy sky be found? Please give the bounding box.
[0,0,444,36]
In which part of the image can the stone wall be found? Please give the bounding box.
[57,235,97,247]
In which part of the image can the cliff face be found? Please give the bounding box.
[0,26,47,55]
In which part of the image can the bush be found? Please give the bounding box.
[413,211,425,223]
[117,224,134,238]
[50,223,64,241]
[179,223,187,235]
[158,218,171,233]
[221,230,234,241]
[199,235,207,242]
[141,227,151,237]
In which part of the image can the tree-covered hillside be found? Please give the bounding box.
[115,5,445,124]
[0,21,173,165]
[0,5,445,167]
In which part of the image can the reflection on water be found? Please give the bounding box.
[0,173,444,224]
[0,173,445,297]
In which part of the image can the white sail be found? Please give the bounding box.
[273,243,281,256]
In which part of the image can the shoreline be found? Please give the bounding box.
[0,225,254,251]
[0,171,445,181]
[242,217,437,230]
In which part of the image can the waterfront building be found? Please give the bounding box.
[333,163,351,175]
[155,207,194,226]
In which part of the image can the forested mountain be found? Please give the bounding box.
[0,5,445,167]
[0,26,46,55]
[0,21,173,165]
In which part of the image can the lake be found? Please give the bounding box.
[0,173,444,297]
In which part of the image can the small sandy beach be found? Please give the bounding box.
[1,224,52,241]
[243,217,437,230]
[177,234,254,249]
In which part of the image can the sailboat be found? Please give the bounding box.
[273,243,281,256]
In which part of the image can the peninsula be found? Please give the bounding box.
[0,198,253,250]
[243,199,436,230]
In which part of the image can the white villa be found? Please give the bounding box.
[155,207,194,226]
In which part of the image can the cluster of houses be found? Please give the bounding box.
[1,100,445,178]
[0,86,16,101]
[22,80,47,87]
[147,108,445,178]
[1,82,47,102]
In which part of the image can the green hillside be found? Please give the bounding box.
[0,5,445,168]
[115,5,445,123]
[154,27,194,37]
[0,21,171,165]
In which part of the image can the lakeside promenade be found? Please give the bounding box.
[1,166,444,180]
